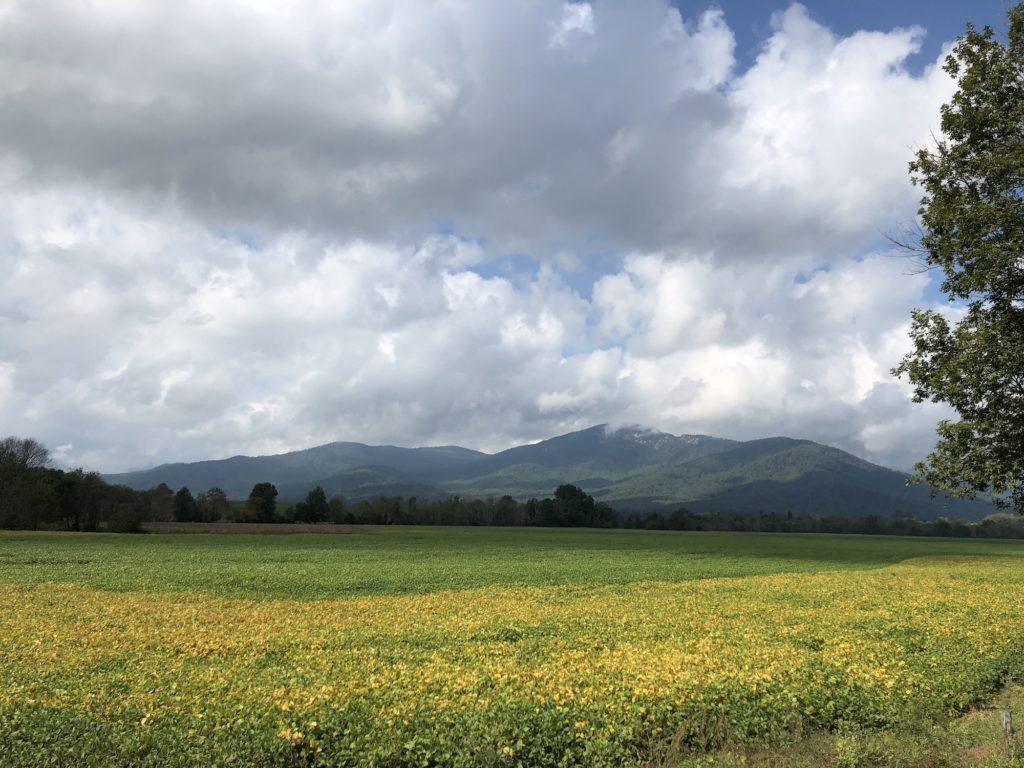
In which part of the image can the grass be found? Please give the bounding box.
[3,528,1024,767]
[673,681,1024,767]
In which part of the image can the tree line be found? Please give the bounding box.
[169,482,1024,538]
[0,437,149,532]
[160,481,620,528]
[621,507,1024,539]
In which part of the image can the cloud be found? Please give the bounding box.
[713,5,954,255]
[587,252,957,470]
[0,0,738,252]
[0,187,594,467]
[0,1,965,473]
[0,181,950,471]
[549,3,596,49]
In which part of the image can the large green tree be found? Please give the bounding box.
[172,486,199,523]
[246,482,278,523]
[0,436,51,528]
[303,485,329,524]
[893,4,1024,512]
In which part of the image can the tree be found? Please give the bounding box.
[107,483,147,533]
[196,487,230,522]
[247,482,278,523]
[303,486,329,523]
[494,494,518,526]
[592,500,618,528]
[327,497,348,524]
[145,483,175,521]
[0,437,51,528]
[295,486,329,523]
[51,469,106,532]
[0,440,153,532]
[53,469,102,531]
[173,486,199,523]
[0,437,50,469]
[893,4,1024,513]
[554,483,594,526]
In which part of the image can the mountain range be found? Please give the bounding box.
[104,425,993,519]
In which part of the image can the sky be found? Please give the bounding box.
[0,0,1014,473]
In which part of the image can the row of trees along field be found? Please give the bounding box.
[0,437,147,532]
[161,481,620,528]
[4,435,1024,538]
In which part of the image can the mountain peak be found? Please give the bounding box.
[103,425,993,519]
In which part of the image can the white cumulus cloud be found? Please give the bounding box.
[0,1,967,473]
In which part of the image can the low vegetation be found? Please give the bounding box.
[2,529,1024,766]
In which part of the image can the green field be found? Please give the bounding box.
[3,527,1022,599]
[3,528,1024,767]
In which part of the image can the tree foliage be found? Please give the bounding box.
[246,482,279,523]
[0,436,148,531]
[197,487,230,522]
[295,485,329,523]
[894,4,1024,513]
[0,436,52,528]
[0,436,50,470]
[172,487,199,523]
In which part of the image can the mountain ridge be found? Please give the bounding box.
[103,425,994,519]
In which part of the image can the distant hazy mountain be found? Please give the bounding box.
[105,442,484,500]
[104,425,994,519]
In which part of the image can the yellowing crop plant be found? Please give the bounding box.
[2,531,1024,767]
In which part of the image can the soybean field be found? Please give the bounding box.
[3,527,1024,767]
